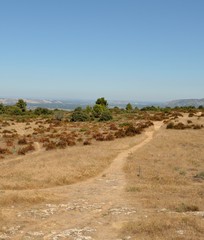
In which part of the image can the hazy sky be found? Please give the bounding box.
[0,0,204,101]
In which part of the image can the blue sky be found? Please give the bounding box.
[0,0,204,102]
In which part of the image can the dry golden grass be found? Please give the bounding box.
[0,191,50,206]
[123,115,204,239]
[0,115,149,191]
[121,214,204,240]
[0,127,145,191]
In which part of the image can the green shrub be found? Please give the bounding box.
[126,103,133,111]
[16,99,27,112]
[7,106,23,115]
[92,104,106,118]
[70,110,90,122]
[0,103,5,114]
[99,111,113,121]
[34,107,52,115]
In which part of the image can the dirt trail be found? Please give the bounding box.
[3,122,162,240]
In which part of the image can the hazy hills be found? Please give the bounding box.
[0,98,203,110]
[166,98,204,107]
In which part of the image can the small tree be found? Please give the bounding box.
[95,97,108,107]
[126,103,133,111]
[16,99,27,112]
[92,104,106,118]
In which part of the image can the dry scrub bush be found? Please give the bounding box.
[56,140,67,149]
[115,129,126,138]
[109,123,118,130]
[18,144,35,155]
[18,137,28,145]
[44,141,57,151]
[0,147,11,155]
[83,139,91,145]
[188,113,194,117]
[105,133,115,141]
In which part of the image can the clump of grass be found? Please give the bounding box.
[175,203,199,212]
[120,214,203,239]
[194,171,204,180]
[126,186,141,192]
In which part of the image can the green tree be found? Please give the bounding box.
[126,103,133,111]
[16,99,27,112]
[95,97,108,107]
[0,103,5,114]
[92,104,107,118]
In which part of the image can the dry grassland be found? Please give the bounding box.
[123,114,204,239]
[0,116,149,211]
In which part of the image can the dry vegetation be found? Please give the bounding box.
[122,113,204,239]
[0,109,204,238]
[0,116,153,191]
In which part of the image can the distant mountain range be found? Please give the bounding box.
[0,98,161,110]
[0,98,203,110]
[166,98,204,107]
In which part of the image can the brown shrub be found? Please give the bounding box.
[115,129,126,138]
[18,138,28,145]
[83,140,91,145]
[93,133,105,141]
[173,122,186,130]
[56,140,67,149]
[166,122,174,129]
[0,147,11,155]
[109,123,118,131]
[2,129,12,134]
[6,140,14,147]
[193,124,202,129]
[67,140,76,146]
[188,113,194,117]
[39,137,50,143]
[125,124,142,136]
[2,121,10,127]
[105,134,115,141]
[44,141,57,151]
[18,144,35,155]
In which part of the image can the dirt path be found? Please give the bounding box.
[2,122,162,240]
